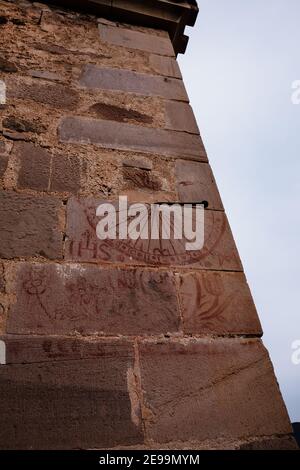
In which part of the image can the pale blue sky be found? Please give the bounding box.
[179,0,300,422]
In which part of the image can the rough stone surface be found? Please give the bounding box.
[0,57,18,73]
[238,436,298,450]
[0,191,62,259]
[175,160,223,210]
[79,65,188,101]
[8,263,180,336]
[177,271,262,335]
[16,142,51,191]
[149,54,182,79]
[0,335,143,449]
[139,339,292,444]
[0,154,8,179]
[8,79,79,110]
[59,117,207,161]
[122,167,162,191]
[165,101,199,134]
[50,154,82,194]
[88,102,153,125]
[3,115,46,134]
[66,197,242,270]
[98,23,174,56]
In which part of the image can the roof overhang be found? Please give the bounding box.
[40,0,199,54]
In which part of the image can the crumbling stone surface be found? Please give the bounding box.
[0,0,294,451]
[0,335,143,449]
[8,263,180,336]
[138,339,292,444]
[0,190,63,259]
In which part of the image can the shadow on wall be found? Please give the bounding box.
[292,423,300,447]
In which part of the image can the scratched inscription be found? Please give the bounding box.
[66,198,242,270]
[8,263,180,335]
[178,271,262,335]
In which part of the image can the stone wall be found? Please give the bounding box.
[0,0,297,449]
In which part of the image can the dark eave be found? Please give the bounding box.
[41,0,199,54]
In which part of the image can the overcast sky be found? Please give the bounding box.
[179,0,300,422]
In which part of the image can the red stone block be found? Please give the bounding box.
[79,65,188,101]
[0,191,62,259]
[98,23,175,56]
[65,197,242,270]
[8,263,180,335]
[59,117,207,161]
[175,160,223,210]
[149,54,182,79]
[0,335,143,449]
[50,154,83,194]
[16,142,51,191]
[177,271,262,335]
[138,339,292,444]
[8,79,79,110]
[165,102,199,134]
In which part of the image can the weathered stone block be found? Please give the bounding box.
[50,154,82,194]
[175,160,223,210]
[165,101,199,134]
[98,23,174,56]
[59,117,207,161]
[177,271,262,335]
[149,54,182,79]
[0,336,143,449]
[0,191,62,259]
[8,80,79,110]
[8,263,180,336]
[79,65,188,101]
[89,102,153,124]
[139,339,292,443]
[65,197,242,270]
[16,142,51,191]
[122,167,162,191]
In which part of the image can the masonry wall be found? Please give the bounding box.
[0,0,297,449]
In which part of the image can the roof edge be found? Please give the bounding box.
[40,0,199,54]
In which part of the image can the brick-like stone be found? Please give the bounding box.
[50,154,82,194]
[8,80,79,110]
[89,102,153,124]
[59,117,207,161]
[65,197,242,270]
[175,160,223,210]
[123,157,153,171]
[122,167,162,191]
[79,65,188,101]
[16,142,51,191]
[8,263,180,336]
[149,54,182,79]
[165,101,199,134]
[177,271,262,335]
[29,70,62,81]
[139,339,292,444]
[0,336,143,449]
[3,115,46,134]
[98,23,174,56]
[0,191,62,259]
